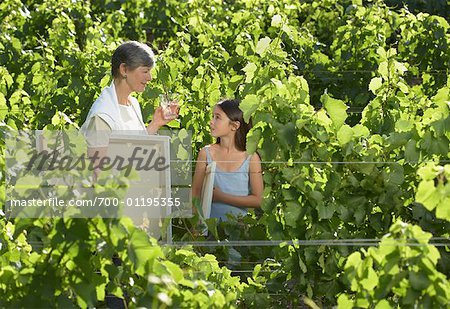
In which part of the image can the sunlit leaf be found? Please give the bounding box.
[256,37,271,56]
[322,94,348,129]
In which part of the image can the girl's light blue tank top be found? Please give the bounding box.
[205,146,251,221]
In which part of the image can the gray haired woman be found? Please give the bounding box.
[81,41,177,148]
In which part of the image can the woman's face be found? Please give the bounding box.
[125,65,153,92]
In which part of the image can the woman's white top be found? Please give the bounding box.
[118,104,145,131]
[80,82,148,147]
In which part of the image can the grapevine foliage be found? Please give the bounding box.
[0,0,449,307]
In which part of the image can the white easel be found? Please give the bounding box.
[108,133,172,243]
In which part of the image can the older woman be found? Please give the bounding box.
[80,41,176,147]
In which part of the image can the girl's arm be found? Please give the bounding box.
[192,148,208,198]
[212,153,263,208]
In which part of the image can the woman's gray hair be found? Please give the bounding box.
[111,41,155,78]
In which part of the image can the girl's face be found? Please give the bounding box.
[210,105,238,138]
[124,65,153,92]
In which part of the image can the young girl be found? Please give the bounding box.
[192,99,263,221]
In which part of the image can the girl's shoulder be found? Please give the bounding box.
[248,152,262,172]
[204,144,220,153]
[198,144,216,158]
[201,144,212,153]
[247,151,261,160]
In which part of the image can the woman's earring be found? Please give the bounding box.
[123,74,127,79]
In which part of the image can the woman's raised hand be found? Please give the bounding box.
[146,104,180,134]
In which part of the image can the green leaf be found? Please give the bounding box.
[388,165,404,185]
[416,180,439,211]
[405,140,419,162]
[163,260,184,283]
[374,299,392,309]
[0,92,7,120]
[337,294,353,309]
[409,271,430,291]
[436,197,450,221]
[271,14,282,27]
[352,124,370,138]
[191,76,202,90]
[246,127,261,154]
[100,75,110,88]
[240,94,259,122]
[178,128,188,141]
[230,75,243,84]
[51,112,61,125]
[242,62,257,83]
[397,82,409,93]
[188,16,199,28]
[337,124,354,146]
[177,144,189,160]
[32,73,44,86]
[377,47,387,61]
[316,109,332,127]
[299,254,307,273]
[256,37,271,56]
[317,203,336,220]
[14,175,41,189]
[360,267,378,291]
[96,283,106,301]
[284,201,302,228]
[280,122,297,147]
[322,94,347,129]
[354,206,366,225]
[395,119,413,132]
[394,61,408,75]
[345,252,362,269]
[378,62,389,79]
[128,230,162,276]
[369,77,383,94]
[236,44,245,56]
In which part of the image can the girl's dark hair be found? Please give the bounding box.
[111,41,155,78]
[216,99,252,152]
